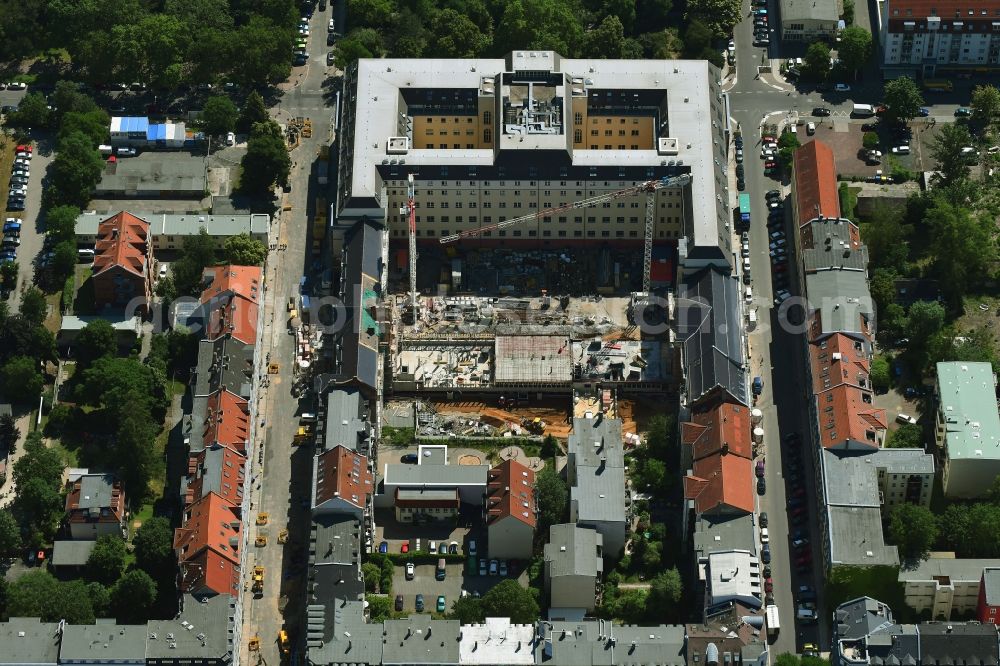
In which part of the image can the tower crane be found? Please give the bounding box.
[399,174,419,322]
[439,174,692,293]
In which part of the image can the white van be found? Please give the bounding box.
[99,144,113,157]
[77,248,95,261]
[852,103,876,117]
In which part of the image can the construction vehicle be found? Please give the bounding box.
[255,535,267,547]
[278,630,290,655]
[256,513,269,526]
[252,566,265,594]
[439,174,691,294]
[249,635,260,651]
[278,529,289,544]
[268,362,280,374]
[523,417,545,434]
[398,174,419,322]
[293,426,312,445]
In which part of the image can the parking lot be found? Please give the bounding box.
[390,560,529,615]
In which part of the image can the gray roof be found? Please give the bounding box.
[95,153,207,196]
[383,463,489,487]
[805,270,874,337]
[692,513,757,559]
[866,624,920,666]
[899,557,1000,584]
[342,53,730,269]
[819,448,935,502]
[678,267,748,407]
[146,594,234,662]
[0,403,10,418]
[305,598,383,665]
[545,524,603,578]
[77,211,269,239]
[834,597,896,641]
[52,540,97,567]
[192,337,255,399]
[59,314,142,334]
[311,514,362,567]
[77,474,115,510]
[324,388,369,452]
[780,0,839,23]
[919,623,1000,666]
[60,621,148,663]
[984,568,1000,606]
[196,446,229,497]
[332,219,382,393]
[536,620,686,666]
[568,417,627,525]
[801,218,868,272]
[0,618,61,666]
[380,618,461,665]
[395,488,459,502]
[827,505,899,567]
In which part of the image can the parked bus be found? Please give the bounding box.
[922,79,953,92]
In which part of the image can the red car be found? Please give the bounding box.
[764,161,777,169]
[400,543,409,553]
[764,578,774,593]
[796,553,812,565]
[15,144,32,153]
[773,263,787,273]
[762,135,776,144]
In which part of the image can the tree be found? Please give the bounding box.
[778,130,801,171]
[938,502,1000,557]
[929,122,974,189]
[366,594,393,622]
[886,423,923,449]
[76,356,168,417]
[223,233,268,265]
[907,300,946,368]
[493,0,584,56]
[870,356,891,393]
[924,200,994,308]
[883,76,924,124]
[46,205,83,243]
[0,412,19,448]
[59,110,111,149]
[45,130,104,208]
[0,356,44,403]
[8,92,50,128]
[430,9,490,58]
[133,516,176,576]
[646,567,682,619]
[682,19,713,58]
[804,42,831,82]
[449,596,485,623]
[13,478,64,546]
[20,286,48,328]
[838,27,872,74]
[239,120,291,196]
[202,96,238,137]
[51,240,78,283]
[971,84,1000,130]
[112,398,160,500]
[13,432,64,488]
[534,465,568,533]
[0,315,57,364]
[1,259,17,290]
[631,457,667,493]
[583,15,628,59]
[362,562,381,593]
[333,35,375,69]
[170,228,217,296]
[87,581,112,617]
[111,569,157,623]
[74,319,118,369]
[237,91,270,134]
[863,131,880,150]
[86,535,128,586]
[842,0,855,23]
[8,570,96,624]
[0,510,22,557]
[480,579,540,624]
[887,503,938,560]
[645,413,678,469]
[685,0,741,38]
[862,207,912,273]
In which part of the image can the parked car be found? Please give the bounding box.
[405,562,415,580]
[449,541,458,554]
[760,528,769,543]
[394,594,404,611]
[489,559,499,576]
[437,595,446,613]
[401,542,409,553]
[896,413,917,425]
[761,544,771,563]
[755,460,765,478]
[499,560,508,576]
[479,558,487,576]
[759,511,768,528]
[401,453,418,463]
[918,107,931,117]
[438,542,447,554]
[834,83,851,91]
[955,107,972,117]
[379,541,388,554]
[415,594,425,612]
[756,477,766,495]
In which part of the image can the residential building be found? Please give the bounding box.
[199,265,262,346]
[380,444,489,511]
[834,596,1000,666]
[780,0,841,40]
[459,618,536,665]
[677,267,748,408]
[59,622,147,666]
[978,567,1000,623]
[94,153,207,199]
[818,448,934,570]
[322,388,373,455]
[51,540,97,575]
[392,488,461,523]
[57,314,142,352]
[705,550,763,609]
[899,554,1000,618]
[936,362,1000,498]
[0,618,61,666]
[173,492,242,598]
[308,514,364,608]
[331,218,383,394]
[64,473,127,540]
[146,594,235,666]
[544,523,604,616]
[311,445,373,516]
[686,601,770,666]
[693,513,758,561]
[537,620,688,665]
[336,52,732,271]
[682,401,754,520]
[792,141,841,229]
[486,458,537,560]
[90,211,153,314]
[182,443,247,508]
[566,415,629,557]
[76,211,270,250]
[880,0,1000,78]
[199,391,251,456]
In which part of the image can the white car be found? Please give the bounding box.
[891,146,910,155]
[159,264,168,279]
[806,122,815,135]
[299,26,310,36]
[405,562,415,580]
[499,560,508,576]
[834,83,851,91]
[769,230,784,240]
[7,82,26,90]
[760,528,769,543]
[728,40,736,52]
[896,413,918,425]
[226,132,236,146]
[328,18,336,32]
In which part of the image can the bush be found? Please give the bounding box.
[863,131,880,150]
[61,275,75,313]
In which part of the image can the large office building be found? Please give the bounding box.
[880,0,1000,78]
[336,51,732,270]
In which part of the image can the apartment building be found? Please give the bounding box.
[781,0,842,41]
[486,458,537,560]
[566,415,629,558]
[64,473,128,540]
[936,362,1000,498]
[76,211,270,250]
[336,51,732,270]
[899,554,1000,618]
[881,0,1000,78]
[543,523,604,616]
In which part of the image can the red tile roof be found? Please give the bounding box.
[203,391,251,454]
[887,0,1000,31]
[682,402,752,462]
[486,459,537,528]
[314,445,374,511]
[684,453,754,515]
[184,445,247,508]
[809,330,887,449]
[173,492,242,596]
[200,265,262,345]
[793,141,841,225]
[92,212,150,278]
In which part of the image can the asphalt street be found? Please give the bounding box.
[239,3,340,665]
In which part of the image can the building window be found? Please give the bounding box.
[484,129,492,142]
[483,111,491,124]
[574,112,583,124]
[574,129,582,143]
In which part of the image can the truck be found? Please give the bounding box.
[752,376,764,396]
[738,193,751,228]
[766,605,780,638]
[851,103,876,117]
